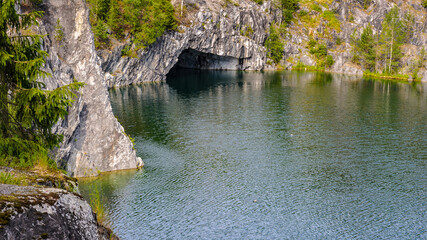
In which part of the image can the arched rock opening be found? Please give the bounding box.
[170,49,245,71]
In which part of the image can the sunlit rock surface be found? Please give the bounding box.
[36,0,143,177]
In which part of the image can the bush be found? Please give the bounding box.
[265,23,284,64]
[54,19,64,43]
[322,10,340,31]
[94,21,109,48]
[279,0,299,24]
[311,4,322,12]
[325,55,334,68]
[310,44,328,59]
[309,43,334,69]
[308,38,317,48]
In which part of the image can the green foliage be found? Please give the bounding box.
[363,0,372,9]
[379,6,407,74]
[311,4,322,13]
[89,186,107,224]
[54,19,64,43]
[107,0,123,38]
[419,47,426,68]
[309,44,328,59]
[87,0,177,49]
[265,23,284,64]
[223,0,239,7]
[363,70,409,81]
[307,38,317,48]
[0,172,23,185]
[298,10,308,17]
[94,21,109,48]
[325,55,334,68]
[309,43,334,69]
[292,61,321,71]
[412,68,419,81]
[0,1,84,169]
[335,37,342,45]
[423,0,427,8]
[278,0,299,24]
[353,24,376,72]
[351,7,411,76]
[253,0,263,4]
[321,10,340,32]
[246,25,254,37]
[240,25,254,38]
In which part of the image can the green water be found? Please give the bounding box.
[80,70,427,239]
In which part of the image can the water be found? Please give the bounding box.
[79,70,427,239]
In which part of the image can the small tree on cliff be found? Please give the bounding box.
[265,23,284,64]
[378,6,406,74]
[0,0,83,168]
[356,24,376,72]
[279,0,299,24]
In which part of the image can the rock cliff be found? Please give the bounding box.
[284,0,427,80]
[33,0,143,177]
[0,166,118,239]
[99,0,427,84]
[99,0,281,87]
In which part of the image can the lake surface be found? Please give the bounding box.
[79,70,427,239]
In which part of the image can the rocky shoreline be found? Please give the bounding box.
[0,167,118,239]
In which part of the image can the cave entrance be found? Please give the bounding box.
[169,49,244,72]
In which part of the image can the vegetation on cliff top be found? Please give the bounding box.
[87,0,177,50]
[0,0,83,169]
[265,0,300,64]
[351,6,422,80]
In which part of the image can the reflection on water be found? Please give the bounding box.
[80,70,427,239]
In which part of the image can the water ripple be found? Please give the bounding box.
[80,71,427,240]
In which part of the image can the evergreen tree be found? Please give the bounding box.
[87,0,111,20]
[265,23,284,64]
[0,0,83,167]
[358,24,376,72]
[94,20,109,48]
[379,6,406,73]
[279,0,299,24]
[107,0,123,38]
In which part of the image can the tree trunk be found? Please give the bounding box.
[181,0,183,17]
[389,24,394,73]
[0,80,9,138]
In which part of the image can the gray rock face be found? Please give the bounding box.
[100,0,279,87]
[285,0,427,80]
[0,184,117,240]
[100,0,427,85]
[36,0,143,177]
